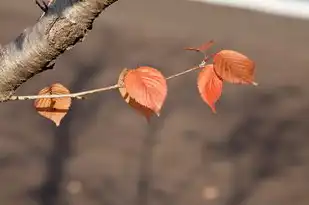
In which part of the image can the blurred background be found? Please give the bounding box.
[0,0,309,205]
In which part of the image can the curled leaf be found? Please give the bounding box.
[34,83,71,126]
[213,50,257,85]
[197,64,223,113]
[185,40,214,52]
[118,66,167,120]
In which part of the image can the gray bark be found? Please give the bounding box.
[0,0,119,101]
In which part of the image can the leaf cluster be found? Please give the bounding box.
[31,41,257,126]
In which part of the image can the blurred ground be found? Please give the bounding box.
[0,0,309,205]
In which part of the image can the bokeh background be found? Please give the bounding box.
[0,0,309,205]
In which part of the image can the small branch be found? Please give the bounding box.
[166,66,201,80]
[9,84,119,101]
[35,0,49,12]
[166,59,208,80]
[8,59,211,101]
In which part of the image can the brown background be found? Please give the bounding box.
[0,0,309,205]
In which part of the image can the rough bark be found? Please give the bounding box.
[0,0,119,101]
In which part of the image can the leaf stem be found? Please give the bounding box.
[9,84,120,101]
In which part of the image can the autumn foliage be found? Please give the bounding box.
[197,64,223,113]
[34,83,71,126]
[118,67,167,121]
[33,41,257,126]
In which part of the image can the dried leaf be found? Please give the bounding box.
[185,40,214,52]
[118,66,167,120]
[34,83,71,126]
[197,64,223,113]
[213,50,257,85]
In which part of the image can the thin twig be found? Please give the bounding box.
[35,0,48,12]
[9,84,119,101]
[166,66,200,80]
[166,59,207,80]
[9,58,210,101]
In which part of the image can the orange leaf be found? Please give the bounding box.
[197,64,223,113]
[118,69,154,121]
[34,83,71,126]
[118,66,167,120]
[213,50,257,85]
[185,40,214,52]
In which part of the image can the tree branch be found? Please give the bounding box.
[0,0,119,102]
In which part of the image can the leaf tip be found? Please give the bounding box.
[210,105,217,114]
[54,121,61,127]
